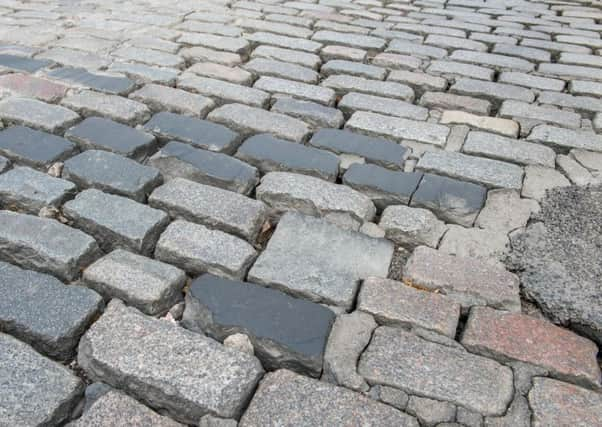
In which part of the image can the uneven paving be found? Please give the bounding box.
[0,0,601,425]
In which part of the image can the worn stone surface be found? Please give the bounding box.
[62,90,150,125]
[0,210,100,281]
[322,311,376,392]
[256,171,376,222]
[358,277,460,338]
[240,369,418,426]
[83,249,185,316]
[476,189,539,233]
[0,126,77,168]
[439,224,510,262]
[379,205,448,249]
[0,261,102,360]
[63,150,162,202]
[78,300,264,424]
[406,396,456,427]
[404,246,520,312]
[462,306,601,389]
[0,333,84,426]
[0,97,79,133]
[508,185,602,345]
[182,273,335,377]
[358,326,514,416]
[149,178,267,242]
[249,212,393,309]
[521,165,571,201]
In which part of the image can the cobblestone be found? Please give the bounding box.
[0,126,77,169]
[62,90,150,125]
[0,97,79,133]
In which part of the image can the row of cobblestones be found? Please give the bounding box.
[0,0,601,425]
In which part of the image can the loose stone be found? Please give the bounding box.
[154,220,257,280]
[476,189,539,233]
[78,300,264,424]
[248,212,393,309]
[63,189,169,255]
[83,249,186,316]
[148,178,268,242]
[379,205,448,248]
[0,210,100,281]
[182,273,335,377]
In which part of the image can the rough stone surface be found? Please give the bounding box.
[0,261,102,360]
[0,333,84,426]
[83,249,186,316]
[379,205,448,249]
[406,395,456,427]
[249,212,393,309]
[358,326,514,416]
[508,185,602,345]
[322,311,376,391]
[0,125,77,168]
[439,224,510,262]
[62,90,150,125]
[521,165,571,201]
[476,189,539,233]
[403,246,520,312]
[0,97,79,133]
[78,300,264,424]
[239,369,419,427]
[0,210,100,281]
[63,189,169,255]
[182,273,335,377]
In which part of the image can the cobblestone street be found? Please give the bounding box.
[0,0,601,425]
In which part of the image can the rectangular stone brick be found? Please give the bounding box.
[0,98,79,133]
[322,75,414,101]
[0,125,77,168]
[129,83,215,117]
[0,210,100,281]
[187,61,253,85]
[61,90,150,125]
[527,124,602,153]
[449,49,534,71]
[63,189,169,255]
[270,98,344,129]
[0,54,50,72]
[538,63,602,81]
[426,60,494,81]
[78,300,263,423]
[321,59,386,80]
[462,307,601,389]
[250,45,321,69]
[312,30,385,50]
[45,66,135,95]
[499,100,581,129]
[339,92,428,120]
[247,31,322,53]
[0,73,68,102]
[440,110,519,138]
[243,58,317,83]
[345,111,450,146]
[178,33,250,55]
[180,47,242,67]
[178,74,270,108]
[387,39,447,59]
[419,91,492,115]
[450,78,535,104]
[254,76,335,106]
[498,71,565,92]
[538,91,602,114]
[108,61,179,86]
[492,43,551,62]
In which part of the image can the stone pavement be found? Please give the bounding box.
[0,0,601,425]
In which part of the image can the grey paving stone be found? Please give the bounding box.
[372,52,421,70]
[186,62,254,85]
[244,58,318,83]
[387,69,447,94]
[440,110,519,139]
[342,163,422,210]
[528,378,602,426]
[0,333,83,426]
[312,30,385,50]
[239,369,418,427]
[254,76,336,106]
[499,100,581,129]
[143,111,240,153]
[0,97,79,133]
[449,49,534,71]
[539,91,602,115]
[179,33,250,55]
[322,75,414,101]
[358,277,460,338]
[65,117,157,161]
[46,66,135,95]
[148,141,259,195]
[0,261,102,360]
[250,45,321,69]
[61,90,150,125]
[450,78,535,104]
[82,249,185,316]
[538,63,602,81]
[256,171,376,222]
[236,134,340,182]
[521,39,592,54]
[416,151,524,190]
[177,74,271,108]
[476,189,539,234]
[183,273,335,377]
[63,189,168,255]
[339,92,428,120]
[379,205,448,249]
[129,83,215,117]
[0,53,50,72]
[358,326,514,416]
[248,212,393,309]
[527,124,602,153]
[321,60,386,80]
[109,61,179,86]
[0,210,100,281]
[63,150,162,202]
[492,43,551,62]
[112,46,184,69]
[149,178,267,242]
[36,47,110,70]
[498,71,565,92]
[463,131,557,167]
[410,173,487,227]
[426,34,487,52]
[181,47,242,68]
[426,60,494,81]
[570,80,602,97]
[70,389,184,427]
[208,103,311,142]
[309,129,409,170]
[559,52,602,68]
[404,245,520,312]
[387,39,447,59]
[419,91,492,115]
[406,396,456,427]
[346,111,450,146]
[154,219,257,280]
[438,224,510,263]
[0,166,75,213]
[271,97,344,129]
[78,300,264,424]
[322,311,376,392]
